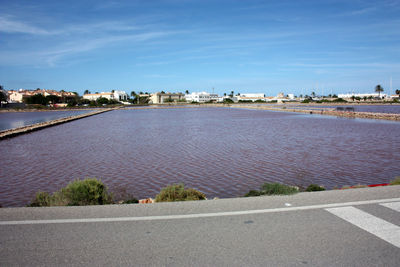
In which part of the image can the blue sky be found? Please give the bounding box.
[0,0,399,96]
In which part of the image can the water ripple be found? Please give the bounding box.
[1,108,400,206]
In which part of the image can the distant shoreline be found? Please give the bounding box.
[0,107,102,113]
[1,101,399,113]
[232,104,400,121]
[1,103,400,122]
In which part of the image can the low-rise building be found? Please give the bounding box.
[338,93,388,99]
[83,91,128,102]
[185,92,219,103]
[149,92,185,104]
[113,90,128,101]
[8,89,76,103]
[83,92,114,101]
[8,90,35,102]
[240,93,265,98]
[237,93,266,102]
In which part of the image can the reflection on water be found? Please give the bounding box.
[1,108,400,207]
[0,110,93,131]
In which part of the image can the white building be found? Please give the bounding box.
[8,90,33,102]
[185,92,219,103]
[338,93,388,99]
[113,90,129,101]
[236,93,266,102]
[83,91,128,102]
[149,92,185,104]
[240,93,265,98]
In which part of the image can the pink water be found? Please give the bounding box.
[1,108,400,207]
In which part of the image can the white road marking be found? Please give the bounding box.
[380,201,400,212]
[1,197,400,226]
[326,206,400,248]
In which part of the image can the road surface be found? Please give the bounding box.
[1,186,399,266]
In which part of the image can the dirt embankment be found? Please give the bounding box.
[233,105,400,121]
[0,108,113,140]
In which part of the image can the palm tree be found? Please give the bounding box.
[84,89,90,95]
[185,90,189,94]
[0,86,7,107]
[230,91,234,97]
[131,91,136,97]
[396,89,400,96]
[375,84,384,98]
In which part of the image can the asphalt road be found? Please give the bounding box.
[1,186,399,266]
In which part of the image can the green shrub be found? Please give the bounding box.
[260,183,299,195]
[390,176,400,185]
[155,184,206,202]
[332,98,347,102]
[28,178,113,207]
[28,191,51,207]
[223,98,234,103]
[244,190,261,197]
[244,182,299,197]
[305,184,326,192]
[60,178,113,206]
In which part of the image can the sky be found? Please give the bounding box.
[0,0,399,96]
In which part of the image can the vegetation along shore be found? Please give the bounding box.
[24,177,400,208]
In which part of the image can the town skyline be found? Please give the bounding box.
[1,0,399,96]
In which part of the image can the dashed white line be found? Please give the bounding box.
[326,206,400,248]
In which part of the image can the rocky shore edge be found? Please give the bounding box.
[233,105,400,121]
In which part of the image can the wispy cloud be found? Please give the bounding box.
[41,31,180,66]
[144,74,178,78]
[0,15,141,35]
[0,16,51,35]
[285,62,400,69]
[341,7,376,16]
[0,29,180,67]
[0,11,182,67]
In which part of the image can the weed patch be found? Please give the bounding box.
[155,184,206,202]
[305,184,326,192]
[29,178,113,207]
[244,182,299,197]
[390,176,400,185]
